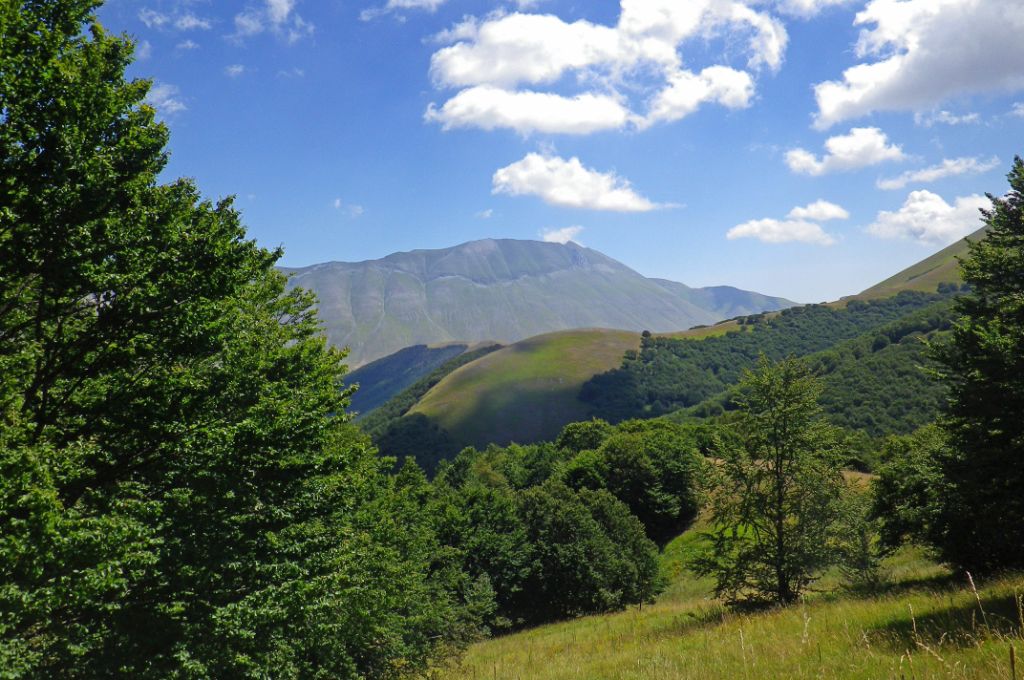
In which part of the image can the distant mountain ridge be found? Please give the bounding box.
[282,239,795,367]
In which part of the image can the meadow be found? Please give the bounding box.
[437,530,1024,680]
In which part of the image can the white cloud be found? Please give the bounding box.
[225,64,246,78]
[475,209,494,219]
[425,87,632,136]
[786,127,904,176]
[139,8,169,28]
[877,156,1001,190]
[914,110,980,127]
[867,190,990,244]
[728,219,836,245]
[813,0,1024,129]
[135,40,152,60]
[426,1,787,135]
[176,39,199,51]
[773,0,856,18]
[333,199,365,218]
[492,153,662,212]
[1012,103,1024,118]
[786,199,849,221]
[641,66,754,127]
[231,0,313,43]
[145,82,186,115]
[175,14,211,31]
[541,226,584,244]
[362,0,447,20]
[727,199,847,245]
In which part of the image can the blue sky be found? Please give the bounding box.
[98,0,1024,302]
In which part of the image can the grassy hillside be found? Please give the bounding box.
[854,226,983,300]
[439,529,1024,680]
[410,329,640,448]
[345,342,471,415]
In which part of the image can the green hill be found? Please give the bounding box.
[363,233,981,465]
[344,342,473,415]
[410,328,641,449]
[853,226,983,300]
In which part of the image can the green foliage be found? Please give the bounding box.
[873,425,949,551]
[695,357,846,606]
[558,420,704,546]
[833,483,889,591]
[582,291,953,427]
[0,4,461,676]
[930,157,1024,572]
[425,448,662,630]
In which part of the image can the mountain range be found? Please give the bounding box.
[281,239,795,367]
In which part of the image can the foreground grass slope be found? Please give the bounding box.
[439,532,1024,680]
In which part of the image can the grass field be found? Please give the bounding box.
[436,526,1024,680]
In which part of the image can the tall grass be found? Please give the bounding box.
[435,541,1023,680]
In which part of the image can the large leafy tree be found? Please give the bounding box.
[695,357,845,605]
[931,157,1024,572]
[1,2,456,676]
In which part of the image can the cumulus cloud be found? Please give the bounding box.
[426,1,787,135]
[787,199,849,221]
[786,127,904,176]
[727,199,848,245]
[176,39,199,51]
[475,209,494,219]
[1012,103,1024,118]
[867,191,990,244]
[425,87,632,136]
[492,153,662,212]
[541,226,584,244]
[135,40,152,60]
[225,64,246,78]
[144,82,186,115]
[877,156,1001,191]
[813,0,1024,129]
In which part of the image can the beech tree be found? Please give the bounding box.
[695,357,845,606]
[1,2,458,676]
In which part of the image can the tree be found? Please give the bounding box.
[0,3,459,676]
[930,157,1024,572]
[695,356,845,606]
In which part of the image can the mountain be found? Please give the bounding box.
[362,233,978,464]
[281,239,795,367]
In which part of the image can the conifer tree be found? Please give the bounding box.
[931,157,1024,572]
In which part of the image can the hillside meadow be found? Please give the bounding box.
[436,529,1024,680]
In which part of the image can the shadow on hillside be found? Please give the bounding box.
[868,591,1022,650]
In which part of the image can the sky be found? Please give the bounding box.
[97,0,1024,303]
